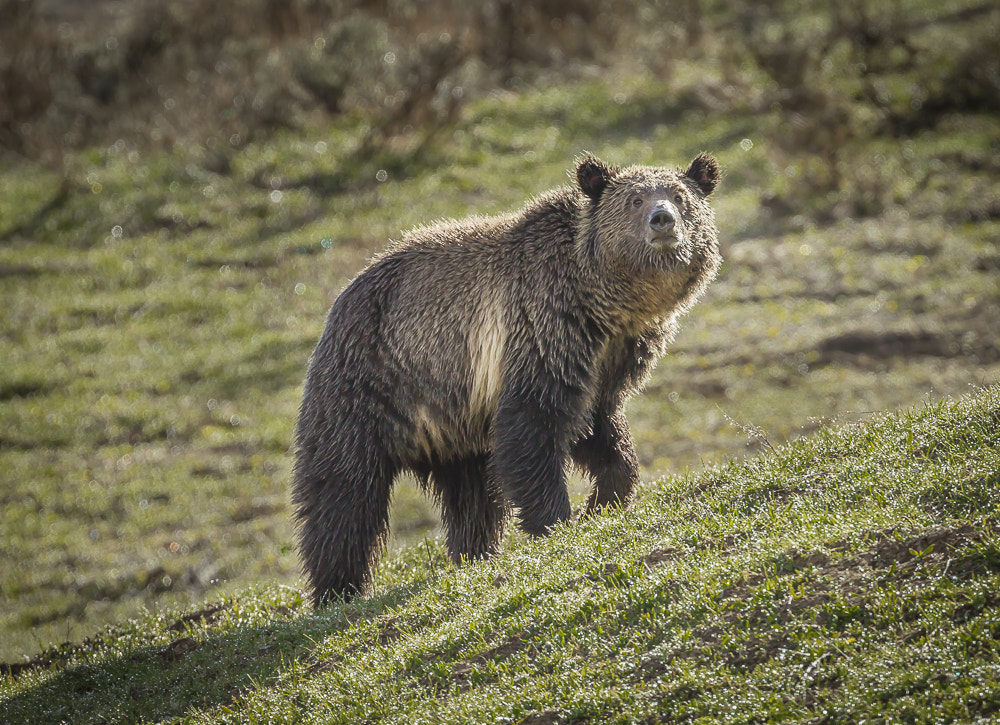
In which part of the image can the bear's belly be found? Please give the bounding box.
[408,404,492,462]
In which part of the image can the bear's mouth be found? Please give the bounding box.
[649,234,694,268]
[646,230,683,253]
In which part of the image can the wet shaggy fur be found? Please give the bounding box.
[292,154,722,605]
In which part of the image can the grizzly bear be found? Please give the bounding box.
[292,153,721,604]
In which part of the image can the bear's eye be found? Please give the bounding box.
[631,197,643,208]
[673,193,685,207]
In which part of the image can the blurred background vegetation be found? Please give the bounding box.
[1,0,998,661]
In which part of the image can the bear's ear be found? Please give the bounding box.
[684,154,720,196]
[575,155,618,202]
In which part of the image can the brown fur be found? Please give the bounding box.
[291,154,722,604]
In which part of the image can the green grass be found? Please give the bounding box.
[1,67,998,661]
[2,385,998,723]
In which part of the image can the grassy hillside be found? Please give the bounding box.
[2,386,998,723]
[1,0,998,678]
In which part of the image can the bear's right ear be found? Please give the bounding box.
[575,156,618,202]
[685,153,721,196]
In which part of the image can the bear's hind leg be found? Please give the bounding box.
[292,449,397,606]
[432,453,508,564]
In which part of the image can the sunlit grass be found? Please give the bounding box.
[2,387,998,723]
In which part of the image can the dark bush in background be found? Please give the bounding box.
[2,0,997,214]
[0,0,631,162]
[0,0,60,154]
[716,0,999,214]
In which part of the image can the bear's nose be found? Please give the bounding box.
[649,208,676,233]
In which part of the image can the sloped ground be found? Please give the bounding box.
[2,386,998,723]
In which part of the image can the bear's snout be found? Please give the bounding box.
[646,201,682,248]
[649,207,676,234]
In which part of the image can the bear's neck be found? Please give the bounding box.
[572,224,692,337]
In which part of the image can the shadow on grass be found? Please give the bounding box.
[1,582,427,725]
[0,179,72,243]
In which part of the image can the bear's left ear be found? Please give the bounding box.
[576,155,618,202]
[684,154,720,196]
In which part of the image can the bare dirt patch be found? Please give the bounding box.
[814,329,999,369]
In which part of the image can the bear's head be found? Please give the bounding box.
[574,153,722,321]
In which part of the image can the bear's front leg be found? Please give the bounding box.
[572,409,640,513]
[492,392,573,536]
